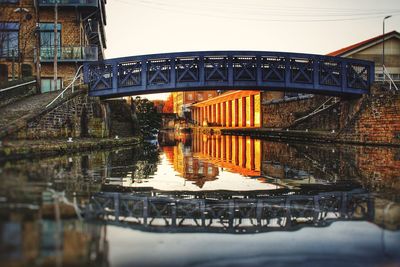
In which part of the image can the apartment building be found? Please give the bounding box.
[0,0,106,92]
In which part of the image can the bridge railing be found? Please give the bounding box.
[83,51,375,97]
[85,190,372,233]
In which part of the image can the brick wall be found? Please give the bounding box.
[0,0,37,81]
[338,86,400,145]
[261,141,400,192]
[0,1,98,83]
[39,8,85,82]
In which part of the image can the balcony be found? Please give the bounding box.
[38,0,98,8]
[39,46,98,62]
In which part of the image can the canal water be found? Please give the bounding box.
[0,131,399,267]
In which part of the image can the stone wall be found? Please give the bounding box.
[17,92,109,139]
[107,99,137,137]
[262,94,331,129]
[0,79,37,108]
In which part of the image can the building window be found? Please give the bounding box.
[0,22,19,58]
[197,93,203,101]
[187,93,193,101]
[39,23,61,59]
[21,64,32,77]
[208,93,213,98]
[41,78,62,93]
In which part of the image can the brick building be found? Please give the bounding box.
[172,90,218,118]
[0,0,106,92]
[328,31,400,82]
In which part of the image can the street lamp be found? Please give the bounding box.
[382,15,392,81]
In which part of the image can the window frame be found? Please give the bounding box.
[39,23,62,60]
[0,22,19,59]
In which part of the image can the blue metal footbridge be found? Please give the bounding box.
[83,51,374,98]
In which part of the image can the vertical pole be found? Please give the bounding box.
[382,15,392,82]
[382,18,385,82]
[35,0,41,93]
[12,49,15,81]
[53,1,58,91]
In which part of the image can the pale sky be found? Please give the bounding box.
[104,0,400,100]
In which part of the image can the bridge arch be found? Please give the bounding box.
[83,51,374,98]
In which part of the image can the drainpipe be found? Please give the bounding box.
[34,0,41,93]
[53,1,58,91]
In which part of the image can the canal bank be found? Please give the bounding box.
[0,136,141,161]
[221,128,400,147]
[188,85,400,147]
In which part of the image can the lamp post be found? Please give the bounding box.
[382,15,392,82]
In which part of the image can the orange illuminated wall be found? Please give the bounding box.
[192,90,261,128]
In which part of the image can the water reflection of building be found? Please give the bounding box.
[163,142,219,188]
[161,133,265,187]
[192,134,262,177]
[0,210,108,267]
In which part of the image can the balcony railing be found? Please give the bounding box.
[38,0,98,7]
[39,46,98,62]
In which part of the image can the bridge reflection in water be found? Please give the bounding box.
[86,189,372,233]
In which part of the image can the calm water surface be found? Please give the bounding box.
[0,131,399,267]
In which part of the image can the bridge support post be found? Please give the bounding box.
[228,200,235,229]
[313,196,320,223]
[171,202,177,227]
[114,193,120,222]
[200,200,206,227]
[256,200,262,226]
[143,197,148,226]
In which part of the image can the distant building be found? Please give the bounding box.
[0,0,107,92]
[328,31,400,81]
[172,91,218,118]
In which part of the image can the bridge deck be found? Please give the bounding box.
[83,51,374,98]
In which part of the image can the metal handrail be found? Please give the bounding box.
[0,80,36,93]
[383,65,399,91]
[292,97,339,124]
[46,65,84,108]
